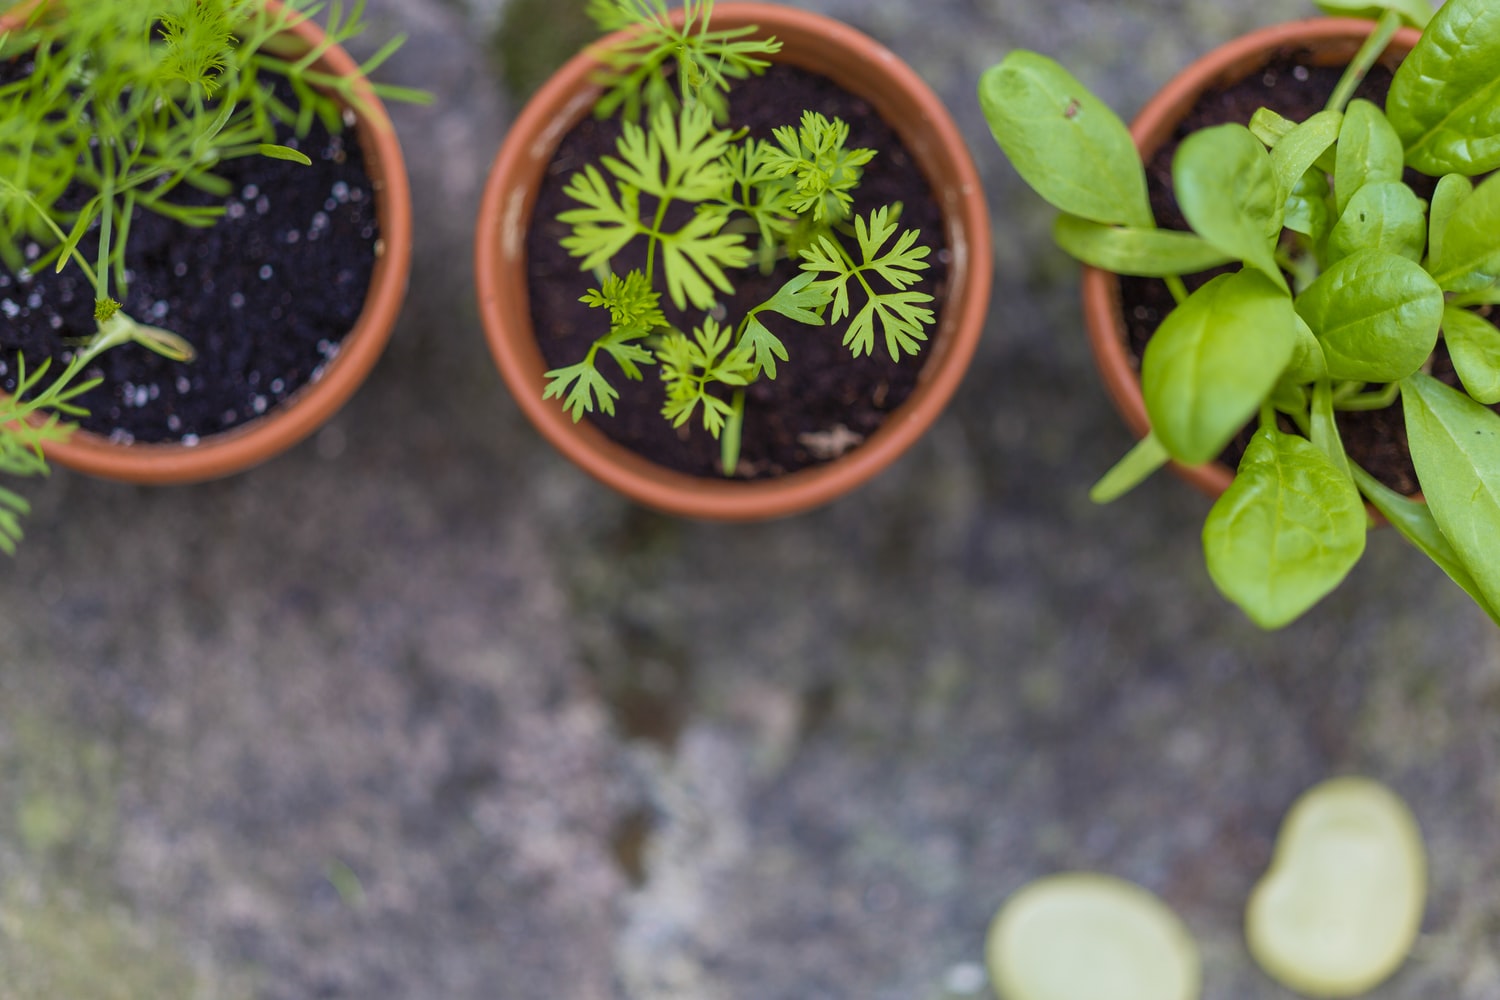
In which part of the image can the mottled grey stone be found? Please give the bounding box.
[1,1,1496,999]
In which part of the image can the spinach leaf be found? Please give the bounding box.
[1426,172,1500,293]
[1334,100,1405,217]
[1283,171,1333,242]
[1426,173,1474,268]
[1401,371,1500,614]
[1387,0,1500,175]
[979,52,1154,228]
[1295,249,1443,382]
[1350,463,1500,626]
[1090,431,1170,503]
[1052,215,1234,276]
[1326,181,1427,266]
[1271,110,1342,206]
[1442,305,1500,405]
[1173,124,1286,289]
[1202,427,1366,630]
[1309,379,1352,479]
[1142,271,1297,465]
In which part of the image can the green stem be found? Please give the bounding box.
[1164,274,1189,307]
[1334,382,1401,411]
[720,388,745,476]
[1326,10,1402,113]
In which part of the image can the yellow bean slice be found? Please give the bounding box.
[985,872,1200,1000]
[1246,777,1427,998]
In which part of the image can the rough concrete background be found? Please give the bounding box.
[2,1,1497,998]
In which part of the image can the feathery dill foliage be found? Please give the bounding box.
[0,0,426,554]
[547,0,937,475]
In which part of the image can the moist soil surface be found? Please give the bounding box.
[0,70,378,445]
[526,64,951,480]
[1118,53,1475,495]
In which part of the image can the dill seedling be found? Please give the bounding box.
[0,0,427,553]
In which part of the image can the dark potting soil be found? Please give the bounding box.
[0,68,378,444]
[526,64,952,479]
[1117,54,1471,495]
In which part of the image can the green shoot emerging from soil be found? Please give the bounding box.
[546,0,935,476]
[0,0,425,553]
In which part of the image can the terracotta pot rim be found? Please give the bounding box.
[475,1,992,521]
[3,0,413,485]
[1081,16,1423,501]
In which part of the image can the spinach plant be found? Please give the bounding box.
[543,0,935,476]
[0,0,426,554]
[980,0,1500,628]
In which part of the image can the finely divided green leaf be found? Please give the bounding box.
[1295,249,1443,381]
[1326,181,1428,266]
[1203,427,1367,629]
[1052,215,1235,276]
[979,51,1154,228]
[1400,371,1500,613]
[1174,124,1285,287]
[1142,270,1298,465]
[1442,305,1500,404]
[1333,99,1404,217]
[1387,0,1500,175]
[1428,172,1500,292]
[736,314,790,380]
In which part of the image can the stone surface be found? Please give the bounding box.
[2,1,1498,999]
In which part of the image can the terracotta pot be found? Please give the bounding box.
[1,0,412,484]
[1081,18,1423,499]
[475,2,991,521]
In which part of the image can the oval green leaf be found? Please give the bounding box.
[979,52,1154,228]
[1428,171,1500,292]
[1294,249,1443,382]
[1174,125,1285,287]
[1142,270,1297,465]
[1283,171,1332,242]
[1052,215,1234,276]
[1333,99,1404,217]
[1326,181,1427,266]
[1271,110,1342,205]
[1203,427,1366,629]
[1426,173,1473,268]
[1401,371,1500,612]
[987,873,1200,1000]
[1387,0,1500,175]
[1442,305,1500,404]
[1247,777,1426,998]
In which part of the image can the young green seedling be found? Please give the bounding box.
[544,0,936,476]
[980,0,1500,628]
[0,0,427,552]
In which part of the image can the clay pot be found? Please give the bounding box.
[1081,18,1422,499]
[2,0,412,484]
[475,2,991,521]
